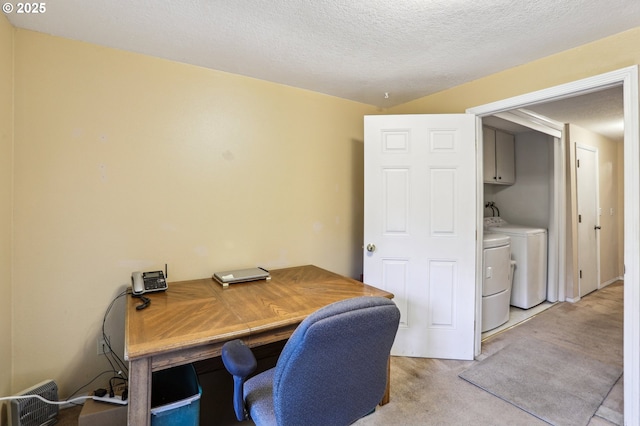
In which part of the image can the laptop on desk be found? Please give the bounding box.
[213,267,271,287]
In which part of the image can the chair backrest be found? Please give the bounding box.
[272,296,400,426]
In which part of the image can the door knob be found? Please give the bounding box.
[366,244,376,253]
[595,225,602,230]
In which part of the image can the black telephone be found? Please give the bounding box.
[131,270,168,295]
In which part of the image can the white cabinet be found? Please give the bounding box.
[483,127,515,185]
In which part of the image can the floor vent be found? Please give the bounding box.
[10,380,59,426]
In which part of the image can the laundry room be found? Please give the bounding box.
[480,112,624,337]
[482,124,553,231]
[481,119,555,336]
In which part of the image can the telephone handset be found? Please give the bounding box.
[131,270,168,295]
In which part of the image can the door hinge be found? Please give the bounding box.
[578,214,582,223]
[577,159,580,168]
[579,270,582,279]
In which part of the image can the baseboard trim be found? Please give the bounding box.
[568,277,623,303]
[601,277,624,288]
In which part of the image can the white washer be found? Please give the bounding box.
[482,233,512,332]
[484,217,547,309]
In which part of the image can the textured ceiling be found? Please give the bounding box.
[528,86,625,142]
[6,0,640,108]
[4,1,636,141]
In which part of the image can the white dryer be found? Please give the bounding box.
[484,217,547,309]
[482,233,512,332]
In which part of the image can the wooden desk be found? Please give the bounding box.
[125,265,393,425]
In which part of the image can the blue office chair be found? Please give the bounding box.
[221,296,401,426]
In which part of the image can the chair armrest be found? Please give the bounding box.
[222,339,257,421]
[222,339,257,377]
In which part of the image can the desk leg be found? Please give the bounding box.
[128,358,152,426]
[380,356,391,406]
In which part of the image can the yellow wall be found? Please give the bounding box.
[5,20,640,402]
[11,29,376,395]
[0,13,14,410]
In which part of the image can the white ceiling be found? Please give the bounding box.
[5,0,637,140]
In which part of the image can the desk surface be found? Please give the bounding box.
[125,264,393,361]
[125,265,393,425]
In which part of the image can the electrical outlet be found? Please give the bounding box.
[97,337,111,355]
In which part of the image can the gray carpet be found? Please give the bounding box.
[354,283,623,425]
[459,336,622,426]
[460,282,624,425]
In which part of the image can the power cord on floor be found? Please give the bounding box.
[0,394,92,405]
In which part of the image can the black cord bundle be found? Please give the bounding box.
[102,289,130,378]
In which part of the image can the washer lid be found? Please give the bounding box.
[483,232,510,248]
[487,224,547,235]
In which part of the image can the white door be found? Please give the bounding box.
[576,144,600,296]
[363,114,476,360]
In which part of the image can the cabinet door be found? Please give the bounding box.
[483,127,496,183]
[495,130,515,184]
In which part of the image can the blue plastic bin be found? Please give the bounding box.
[151,364,201,426]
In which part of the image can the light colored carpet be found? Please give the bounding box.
[357,282,623,426]
[459,337,622,425]
[355,356,550,425]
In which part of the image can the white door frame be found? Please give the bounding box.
[467,65,639,423]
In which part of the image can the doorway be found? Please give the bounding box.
[479,113,615,339]
[467,66,639,422]
[480,122,559,341]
